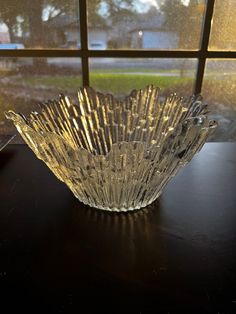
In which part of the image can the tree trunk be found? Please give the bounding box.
[26,0,47,68]
[27,0,43,47]
[6,22,15,43]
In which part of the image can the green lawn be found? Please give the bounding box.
[22,75,83,91]
[90,73,192,95]
[90,68,194,74]
[21,73,192,95]
[0,73,193,132]
[1,73,236,138]
[202,76,236,105]
[14,72,236,99]
[3,72,236,101]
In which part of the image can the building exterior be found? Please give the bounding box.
[45,14,108,49]
[0,31,10,44]
[129,15,178,49]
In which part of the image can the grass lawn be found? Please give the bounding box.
[0,73,193,132]
[2,72,236,101]
[13,71,236,99]
[1,73,236,140]
[202,76,236,105]
[21,73,193,96]
[18,72,192,95]
[22,75,83,91]
[90,73,192,95]
[90,68,194,74]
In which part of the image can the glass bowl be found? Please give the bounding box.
[5,85,217,212]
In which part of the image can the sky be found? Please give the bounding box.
[0,23,8,32]
[136,0,159,11]
[136,0,190,11]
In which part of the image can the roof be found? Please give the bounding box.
[46,13,109,30]
[46,14,79,28]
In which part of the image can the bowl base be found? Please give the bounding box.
[75,193,162,213]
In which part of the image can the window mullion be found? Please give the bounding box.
[194,0,216,94]
[79,0,89,86]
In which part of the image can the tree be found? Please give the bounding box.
[161,0,203,49]
[87,0,135,26]
[0,0,23,42]
[0,0,45,47]
[160,0,203,77]
[26,0,44,47]
[0,0,137,46]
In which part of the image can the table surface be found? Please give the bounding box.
[0,143,236,313]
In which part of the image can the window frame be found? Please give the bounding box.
[0,0,235,95]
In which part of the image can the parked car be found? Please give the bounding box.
[88,41,107,50]
[0,43,25,49]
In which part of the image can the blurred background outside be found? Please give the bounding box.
[0,0,235,141]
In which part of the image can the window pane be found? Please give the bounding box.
[0,1,80,49]
[209,0,236,50]
[0,57,82,137]
[87,0,206,50]
[90,58,197,96]
[202,59,236,141]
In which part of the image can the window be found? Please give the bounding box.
[0,0,235,141]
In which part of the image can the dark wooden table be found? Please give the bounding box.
[0,143,236,313]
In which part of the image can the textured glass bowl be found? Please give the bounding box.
[5,85,217,212]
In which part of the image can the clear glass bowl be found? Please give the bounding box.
[5,86,217,212]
